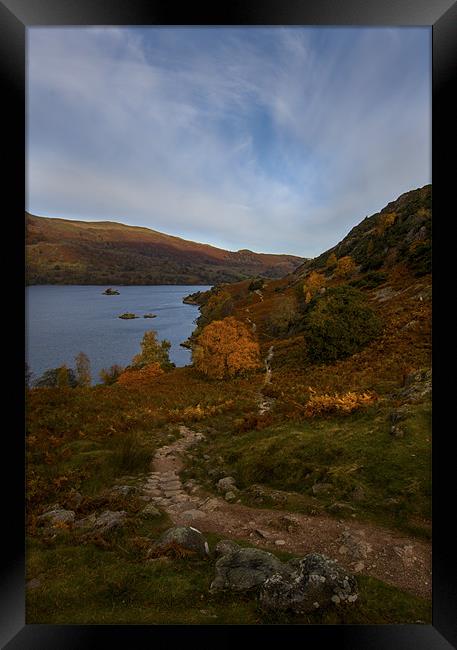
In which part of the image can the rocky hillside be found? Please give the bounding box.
[186,184,431,377]
[294,184,431,279]
[26,213,304,285]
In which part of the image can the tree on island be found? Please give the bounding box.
[192,316,261,379]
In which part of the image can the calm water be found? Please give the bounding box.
[26,285,210,384]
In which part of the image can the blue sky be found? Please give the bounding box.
[27,27,431,257]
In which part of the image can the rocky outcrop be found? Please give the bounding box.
[209,541,358,614]
[259,553,358,613]
[37,508,75,527]
[210,544,290,594]
[217,477,238,493]
[399,369,431,403]
[75,510,127,534]
[152,526,209,558]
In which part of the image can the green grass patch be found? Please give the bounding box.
[26,532,430,625]
[185,400,431,536]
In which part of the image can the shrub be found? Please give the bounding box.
[192,316,261,379]
[350,271,387,290]
[112,432,151,473]
[305,389,378,417]
[248,277,265,291]
[335,255,357,279]
[267,295,299,336]
[303,286,382,364]
[117,362,164,387]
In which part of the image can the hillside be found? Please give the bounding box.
[26,213,304,285]
[187,184,431,347]
[26,185,432,625]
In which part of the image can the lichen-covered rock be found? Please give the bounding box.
[214,539,240,558]
[110,485,138,497]
[140,503,161,518]
[259,553,358,614]
[37,508,75,527]
[153,526,209,558]
[93,510,127,534]
[217,476,237,492]
[210,546,290,594]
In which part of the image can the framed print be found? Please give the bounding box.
[1,0,455,647]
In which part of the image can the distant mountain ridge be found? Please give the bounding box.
[26,213,305,285]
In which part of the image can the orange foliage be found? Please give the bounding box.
[117,362,164,387]
[167,400,235,422]
[305,389,377,417]
[303,271,326,303]
[335,255,357,278]
[193,316,261,379]
[376,212,397,235]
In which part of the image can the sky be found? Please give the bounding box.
[27,27,431,258]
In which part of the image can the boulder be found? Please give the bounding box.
[110,485,138,497]
[93,510,127,534]
[312,482,333,496]
[217,476,237,492]
[259,553,358,614]
[37,508,75,527]
[153,526,209,558]
[214,539,240,558]
[224,491,237,502]
[210,545,290,594]
[140,503,161,518]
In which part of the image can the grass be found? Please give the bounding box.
[26,528,431,625]
[183,398,431,537]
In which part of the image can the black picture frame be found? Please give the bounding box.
[1,1,455,647]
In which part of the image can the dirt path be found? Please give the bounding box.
[142,425,431,600]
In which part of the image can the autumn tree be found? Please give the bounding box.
[375,212,397,236]
[192,316,261,379]
[303,271,326,304]
[131,330,174,371]
[75,352,91,387]
[335,255,357,278]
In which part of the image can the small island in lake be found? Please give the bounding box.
[103,288,120,295]
[143,313,157,318]
[118,312,139,319]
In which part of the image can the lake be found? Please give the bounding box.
[26,285,211,384]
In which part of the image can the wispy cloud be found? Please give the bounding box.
[27,27,431,256]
